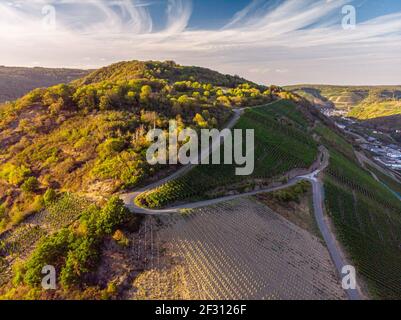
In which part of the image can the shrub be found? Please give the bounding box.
[97,138,126,158]
[99,95,112,111]
[272,181,310,203]
[0,163,31,185]
[31,195,45,213]
[12,259,26,286]
[140,85,152,101]
[96,196,129,236]
[193,113,208,128]
[113,229,130,247]
[60,237,99,288]
[21,177,39,193]
[0,202,6,220]
[43,188,57,205]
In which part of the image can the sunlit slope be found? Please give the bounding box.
[348,101,401,120]
[136,100,318,208]
[286,85,401,120]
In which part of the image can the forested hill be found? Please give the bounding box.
[0,60,281,233]
[77,60,255,88]
[0,66,89,103]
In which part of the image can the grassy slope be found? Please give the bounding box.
[136,100,318,208]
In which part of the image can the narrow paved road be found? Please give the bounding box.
[119,101,364,300]
[299,162,364,300]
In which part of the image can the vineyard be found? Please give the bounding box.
[0,193,92,286]
[132,198,346,300]
[319,125,401,299]
[136,100,318,208]
[314,124,356,160]
[365,164,401,196]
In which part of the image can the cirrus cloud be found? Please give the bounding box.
[1,0,401,85]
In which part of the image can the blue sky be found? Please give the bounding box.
[191,0,401,29]
[1,0,401,85]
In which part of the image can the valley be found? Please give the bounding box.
[0,60,400,301]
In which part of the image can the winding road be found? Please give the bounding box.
[299,165,364,300]
[120,102,364,300]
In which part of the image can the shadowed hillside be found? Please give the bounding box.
[0,66,90,103]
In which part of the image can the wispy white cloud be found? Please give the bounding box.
[223,0,266,29]
[165,0,192,34]
[0,0,400,85]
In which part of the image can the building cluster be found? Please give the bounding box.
[361,140,401,171]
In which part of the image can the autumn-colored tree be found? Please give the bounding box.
[193,113,208,128]
[140,85,152,104]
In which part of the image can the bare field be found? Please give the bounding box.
[131,198,347,300]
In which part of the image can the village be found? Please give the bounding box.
[361,140,401,171]
[332,116,401,173]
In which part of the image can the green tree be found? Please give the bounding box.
[0,164,31,185]
[177,95,191,107]
[21,177,39,193]
[96,197,129,236]
[140,85,152,104]
[217,95,231,107]
[97,138,126,158]
[99,95,113,111]
[24,228,74,286]
[44,188,57,205]
[60,237,99,288]
[0,202,6,220]
[75,88,97,111]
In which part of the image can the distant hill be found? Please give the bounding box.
[362,114,401,131]
[285,85,401,119]
[0,66,90,103]
[348,100,401,120]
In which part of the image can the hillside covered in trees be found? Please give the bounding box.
[0,60,279,233]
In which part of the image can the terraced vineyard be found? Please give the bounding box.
[34,193,92,229]
[136,100,318,208]
[319,126,401,299]
[314,124,356,160]
[133,198,346,300]
[0,193,91,286]
[365,164,401,197]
